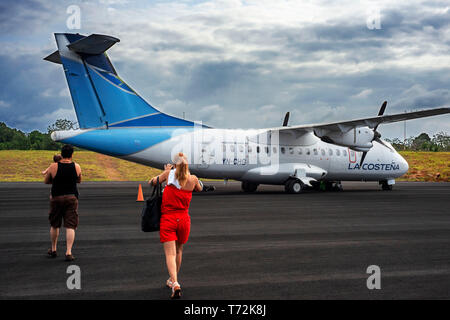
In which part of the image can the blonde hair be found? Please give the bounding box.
[173,152,189,187]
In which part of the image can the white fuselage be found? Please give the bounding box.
[122,128,409,184]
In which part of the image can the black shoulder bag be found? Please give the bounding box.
[141,177,162,232]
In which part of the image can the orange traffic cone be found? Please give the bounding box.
[136,184,144,202]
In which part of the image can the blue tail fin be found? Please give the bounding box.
[45,33,198,129]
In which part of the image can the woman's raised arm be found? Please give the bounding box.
[149,164,173,185]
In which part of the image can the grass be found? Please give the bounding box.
[0,150,161,182]
[398,151,450,182]
[0,150,448,182]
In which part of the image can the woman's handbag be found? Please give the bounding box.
[141,177,162,232]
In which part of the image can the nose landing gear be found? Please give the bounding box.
[284,179,303,194]
[380,180,394,191]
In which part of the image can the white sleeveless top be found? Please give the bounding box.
[167,169,181,189]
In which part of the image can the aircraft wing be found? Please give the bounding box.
[274,107,450,134]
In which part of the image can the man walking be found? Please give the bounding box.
[44,144,81,261]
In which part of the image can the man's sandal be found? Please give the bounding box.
[171,282,182,299]
[47,249,57,258]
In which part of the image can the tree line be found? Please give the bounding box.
[0,119,76,150]
[385,132,450,152]
[0,119,449,151]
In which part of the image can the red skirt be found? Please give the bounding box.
[159,213,191,244]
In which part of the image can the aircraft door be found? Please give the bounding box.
[236,142,245,165]
[245,136,249,165]
[348,148,357,163]
[197,132,215,169]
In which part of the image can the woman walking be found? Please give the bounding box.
[149,152,202,299]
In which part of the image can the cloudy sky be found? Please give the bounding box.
[0,0,449,139]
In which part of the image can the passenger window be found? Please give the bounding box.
[343,149,347,157]
[289,147,294,154]
[256,146,260,153]
[223,144,226,153]
[248,146,252,153]
[306,148,310,155]
[321,149,325,156]
[329,149,333,156]
[298,148,302,155]
[273,147,277,154]
[239,145,243,152]
[230,145,235,152]
[313,148,318,156]
[336,149,340,156]
[281,147,285,154]
[265,146,269,154]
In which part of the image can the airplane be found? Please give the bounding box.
[44,33,450,193]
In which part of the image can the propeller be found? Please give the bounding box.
[359,101,389,166]
[377,100,387,117]
[283,112,290,127]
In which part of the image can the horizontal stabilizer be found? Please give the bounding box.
[43,50,61,64]
[67,34,120,55]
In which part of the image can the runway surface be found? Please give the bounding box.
[0,181,449,300]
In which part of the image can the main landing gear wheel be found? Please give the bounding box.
[285,179,303,194]
[380,180,393,191]
[332,182,343,192]
[241,181,259,193]
[315,181,343,192]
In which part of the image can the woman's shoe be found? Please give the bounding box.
[65,254,75,261]
[171,282,182,299]
[166,278,173,288]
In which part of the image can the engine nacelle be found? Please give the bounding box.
[314,126,374,152]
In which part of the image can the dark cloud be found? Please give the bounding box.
[0,51,75,131]
[182,60,260,101]
[420,9,450,29]
[0,0,66,35]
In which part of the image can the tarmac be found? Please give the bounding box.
[0,181,449,299]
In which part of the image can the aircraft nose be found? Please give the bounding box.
[398,153,409,175]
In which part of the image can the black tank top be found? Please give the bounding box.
[51,162,79,198]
